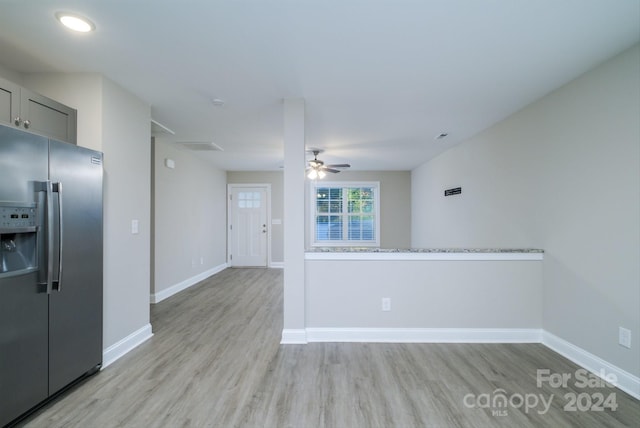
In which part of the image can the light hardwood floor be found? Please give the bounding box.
[23,268,639,427]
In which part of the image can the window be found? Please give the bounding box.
[310,182,380,246]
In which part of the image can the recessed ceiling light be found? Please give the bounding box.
[56,12,95,33]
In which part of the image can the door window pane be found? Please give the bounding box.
[238,190,262,208]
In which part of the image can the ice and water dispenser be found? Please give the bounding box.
[0,202,38,276]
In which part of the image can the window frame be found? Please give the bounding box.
[309,181,380,247]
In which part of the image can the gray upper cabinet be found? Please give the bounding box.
[0,77,77,144]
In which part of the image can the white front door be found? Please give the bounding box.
[228,186,268,267]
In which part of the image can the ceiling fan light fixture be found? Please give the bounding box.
[306,149,350,179]
[56,12,95,33]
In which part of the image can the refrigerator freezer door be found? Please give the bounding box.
[0,273,49,426]
[0,124,48,201]
[48,139,103,395]
[0,125,49,426]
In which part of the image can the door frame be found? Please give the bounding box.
[227,183,272,267]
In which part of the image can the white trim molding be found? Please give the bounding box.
[269,261,284,269]
[102,323,153,369]
[305,328,542,343]
[543,331,640,400]
[281,329,308,344]
[151,263,227,304]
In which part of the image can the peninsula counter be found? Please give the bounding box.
[303,248,544,343]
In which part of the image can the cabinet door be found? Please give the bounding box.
[0,77,20,128]
[21,89,77,144]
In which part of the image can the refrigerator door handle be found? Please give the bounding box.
[52,182,63,292]
[36,180,54,294]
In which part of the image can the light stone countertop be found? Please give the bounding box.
[305,247,545,260]
[306,247,544,253]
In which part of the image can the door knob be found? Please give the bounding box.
[13,117,22,126]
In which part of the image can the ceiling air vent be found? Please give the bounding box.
[177,142,224,151]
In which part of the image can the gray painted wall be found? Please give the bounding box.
[0,64,23,84]
[154,140,227,293]
[306,170,412,249]
[411,45,640,377]
[306,259,542,328]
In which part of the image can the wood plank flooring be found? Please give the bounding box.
[22,268,639,427]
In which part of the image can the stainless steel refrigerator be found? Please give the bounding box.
[0,123,103,426]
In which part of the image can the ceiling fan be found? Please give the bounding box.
[306,149,351,179]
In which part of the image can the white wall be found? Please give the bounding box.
[227,171,284,264]
[153,139,227,296]
[411,45,640,377]
[22,73,152,352]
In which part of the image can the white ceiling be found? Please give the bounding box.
[0,1,638,171]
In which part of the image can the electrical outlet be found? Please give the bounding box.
[619,327,631,349]
[200,257,204,265]
[191,259,196,268]
[382,298,391,312]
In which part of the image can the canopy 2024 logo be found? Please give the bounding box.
[537,368,618,412]
[463,368,618,418]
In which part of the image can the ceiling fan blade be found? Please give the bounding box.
[325,164,351,168]
[323,168,341,173]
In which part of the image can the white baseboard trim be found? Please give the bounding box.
[542,331,640,400]
[281,329,308,344]
[102,323,153,369]
[151,263,227,304]
[269,262,284,269]
[305,328,542,343]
